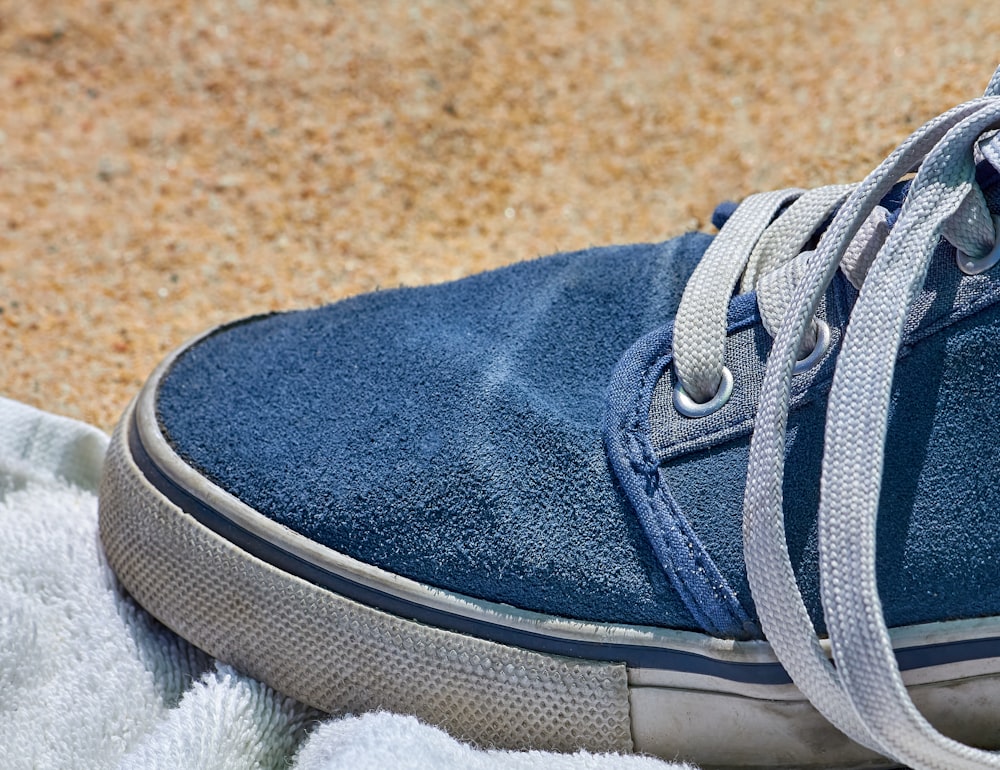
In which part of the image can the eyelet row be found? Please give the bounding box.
[673,319,832,419]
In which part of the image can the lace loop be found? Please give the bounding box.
[791,318,830,374]
[672,189,802,405]
[672,365,733,418]
[957,213,1000,275]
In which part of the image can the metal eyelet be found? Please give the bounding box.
[673,366,734,418]
[793,319,831,375]
[956,218,1000,275]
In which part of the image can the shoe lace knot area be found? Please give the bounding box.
[668,67,1000,768]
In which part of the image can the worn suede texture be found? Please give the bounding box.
[662,298,1000,634]
[157,238,709,630]
[158,218,1000,639]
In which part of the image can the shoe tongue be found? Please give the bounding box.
[710,200,740,230]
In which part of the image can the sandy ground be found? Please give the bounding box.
[1,0,998,431]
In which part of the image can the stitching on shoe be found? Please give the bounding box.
[611,332,755,639]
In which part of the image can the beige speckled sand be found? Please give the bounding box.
[1,1,998,431]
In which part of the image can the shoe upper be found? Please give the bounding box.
[156,184,1000,640]
[156,236,710,632]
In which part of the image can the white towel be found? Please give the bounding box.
[0,397,688,770]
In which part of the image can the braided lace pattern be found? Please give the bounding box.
[671,69,1000,767]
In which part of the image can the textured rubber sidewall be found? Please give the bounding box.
[97,404,633,754]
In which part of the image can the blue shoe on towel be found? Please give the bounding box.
[99,67,1000,769]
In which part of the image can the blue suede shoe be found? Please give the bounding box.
[100,69,1000,769]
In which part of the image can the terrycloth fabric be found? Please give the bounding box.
[0,396,686,770]
[157,238,709,630]
[294,713,674,770]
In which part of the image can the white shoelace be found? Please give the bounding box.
[671,68,1000,768]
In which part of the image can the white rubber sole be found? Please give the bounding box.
[97,337,1000,769]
